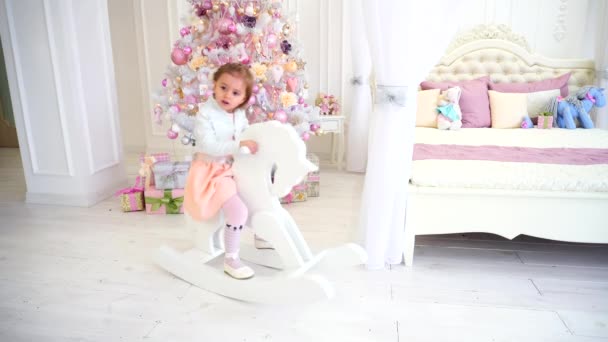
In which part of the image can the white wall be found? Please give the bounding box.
[108,0,604,158]
[0,0,127,206]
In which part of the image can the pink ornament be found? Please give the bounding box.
[185,95,197,104]
[167,129,179,139]
[275,110,287,123]
[202,0,212,10]
[248,96,256,105]
[286,77,298,92]
[183,46,192,55]
[298,97,305,104]
[180,27,190,37]
[170,104,180,113]
[301,132,310,141]
[310,123,320,132]
[266,33,277,48]
[171,47,188,65]
[161,78,167,87]
[241,56,250,64]
[252,85,259,94]
[218,18,235,35]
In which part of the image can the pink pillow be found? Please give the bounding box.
[420,76,491,128]
[488,72,571,97]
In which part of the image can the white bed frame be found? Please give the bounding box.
[404,25,608,266]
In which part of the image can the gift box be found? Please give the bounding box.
[144,186,185,214]
[115,177,145,212]
[139,153,171,188]
[306,153,320,197]
[306,174,320,197]
[537,115,553,129]
[152,161,190,189]
[280,181,308,204]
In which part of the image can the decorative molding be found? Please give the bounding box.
[42,0,74,176]
[5,1,71,176]
[445,24,531,54]
[66,2,95,176]
[553,0,568,42]
[91,0,121,174]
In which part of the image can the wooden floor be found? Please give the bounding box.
[1,147,608,341]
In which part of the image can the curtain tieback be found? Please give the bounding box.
[375,85,408,107]
[351,76,369,86]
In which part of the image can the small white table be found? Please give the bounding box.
[317,115,345,170]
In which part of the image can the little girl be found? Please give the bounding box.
[184,63,259,279]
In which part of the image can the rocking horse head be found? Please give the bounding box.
[236,121,317,198]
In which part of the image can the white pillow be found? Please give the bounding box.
[415,89,441,128]
[527,89,560,118]
[489,90,528,129]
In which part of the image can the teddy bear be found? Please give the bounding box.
[436,86,463,130]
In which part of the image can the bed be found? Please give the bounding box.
[404,25,608,266]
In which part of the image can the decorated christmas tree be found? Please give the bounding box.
[153,0,321,146]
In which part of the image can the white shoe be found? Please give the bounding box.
[254,235,274,250]
[224,261,255,280]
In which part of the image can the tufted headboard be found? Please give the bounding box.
[425,25,595,94]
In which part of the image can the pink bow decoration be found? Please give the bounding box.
[115,176,144,196]
[282,192,294,204]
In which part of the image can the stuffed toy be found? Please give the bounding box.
[550,86,606,129]
[521,115,534,128]
[436,86,463,130]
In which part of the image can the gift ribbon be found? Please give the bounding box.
[139,156,157,190]
[282,184,307,204]
[145,190,184,214]
[282,192,294,204]
[539,116,553,129]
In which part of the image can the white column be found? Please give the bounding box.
[0,0,127,206]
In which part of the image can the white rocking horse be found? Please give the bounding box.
[156,121,367,304]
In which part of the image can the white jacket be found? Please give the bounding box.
[193,98,249,157]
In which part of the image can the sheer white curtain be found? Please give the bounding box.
[588,0,608,129]
[355,0,464,269]
[345,0,372,173]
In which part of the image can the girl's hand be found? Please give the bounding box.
[239,140,258,154]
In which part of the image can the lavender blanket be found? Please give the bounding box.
[413,144,608,165]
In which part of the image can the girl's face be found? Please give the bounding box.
[213,73,247,113]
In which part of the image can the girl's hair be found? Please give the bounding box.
[213,63,255,110]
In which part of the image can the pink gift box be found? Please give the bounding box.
[144,186,185,214]
[139,152,170,163]
[115,176,145,212]
[537,116,553,129]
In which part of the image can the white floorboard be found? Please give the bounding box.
[1,147,608,341]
